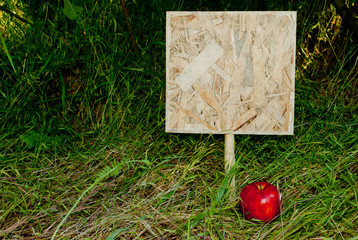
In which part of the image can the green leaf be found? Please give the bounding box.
[19,131,64,150]
[19,131,40,149]
[63,0,83,22]
[155,189,175,208]
[106,227,129,240]
[214,153,243,205]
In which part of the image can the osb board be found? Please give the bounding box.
[166,11,296,135]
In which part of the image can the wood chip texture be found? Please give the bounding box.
[166,11,296,135]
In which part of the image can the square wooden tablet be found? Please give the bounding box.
[166,12,296,135]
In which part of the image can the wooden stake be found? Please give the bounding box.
[224,134,236,200]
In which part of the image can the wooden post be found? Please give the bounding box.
[224,134,235,200]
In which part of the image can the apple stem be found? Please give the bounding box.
[224,134,236,201]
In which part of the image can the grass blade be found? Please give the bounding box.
[106,227,131,240]
[0,34,17,74]
[51,163,122,240]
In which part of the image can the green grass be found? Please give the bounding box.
[1,0,357,239]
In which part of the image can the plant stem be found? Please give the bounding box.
[120,0,138,53]
[0,5,32,24]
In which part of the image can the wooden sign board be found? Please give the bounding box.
[166,12,296,135]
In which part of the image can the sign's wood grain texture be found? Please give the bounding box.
[166,12,296,135]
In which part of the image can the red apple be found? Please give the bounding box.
[239,181,281,223]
